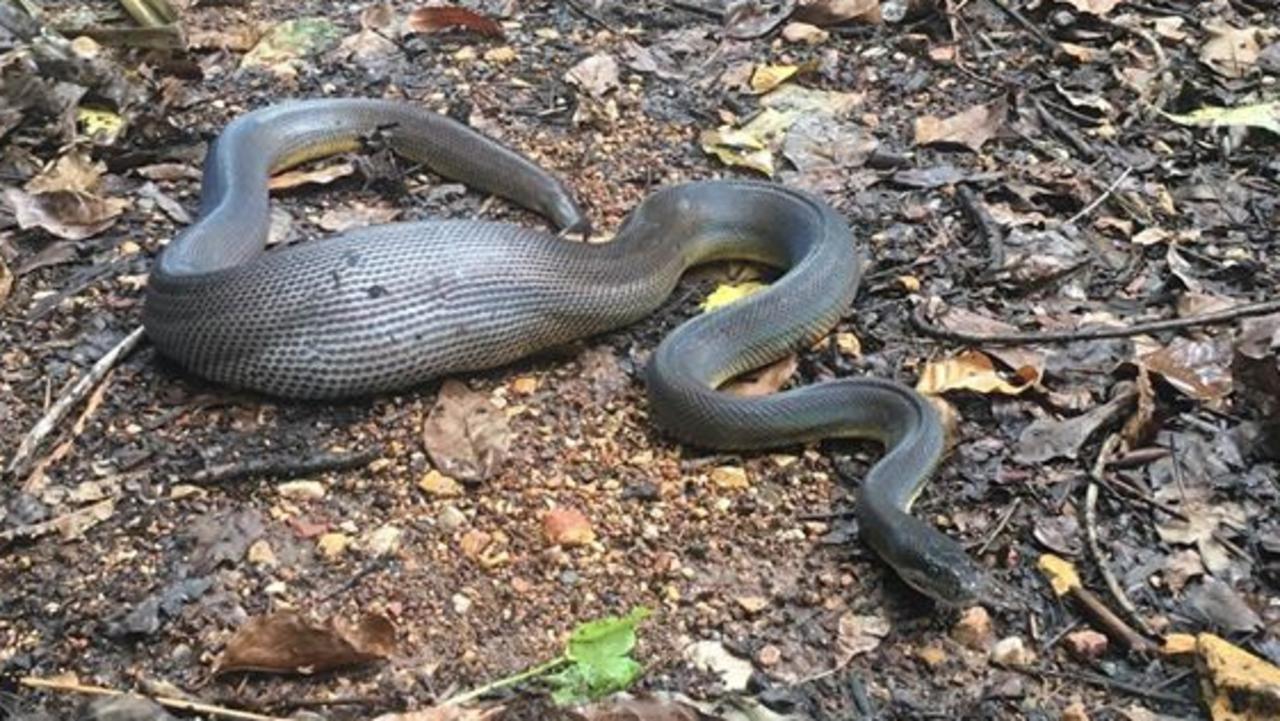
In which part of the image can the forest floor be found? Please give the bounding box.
[1,1,1279,720]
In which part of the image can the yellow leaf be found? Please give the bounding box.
[76,107,124,141]
[1197,633,1280,721]
[1037,554,1080,596]
[701,281,768,311]
[896,275,921,292]
[915,350,1037,396]
[1164,101,1280,136]
[699,108,796,176]
[750,64,798,94]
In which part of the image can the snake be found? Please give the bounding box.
[143,99,993,606]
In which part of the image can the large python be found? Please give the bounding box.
[144,99,992,605]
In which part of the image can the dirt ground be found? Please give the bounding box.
[2,0,1279,720]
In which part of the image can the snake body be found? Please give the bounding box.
[144,99,990,605]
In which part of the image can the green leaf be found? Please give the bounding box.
[565,606,650,666]
[548,606,651,705]
[1163,101,1280,136]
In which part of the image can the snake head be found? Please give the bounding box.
[891,535,992,608]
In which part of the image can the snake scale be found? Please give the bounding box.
[143,99,992,605]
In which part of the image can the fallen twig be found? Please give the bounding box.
[957,184,1006,273]
[7,326,146,479]
[912,298,1280,345]
[987,0,1059,53]
[1019,667,1194,705]
[1085,435,1155,637]
[190,447,383,485]
[19,677,288,721]
[1065,166,1133,226]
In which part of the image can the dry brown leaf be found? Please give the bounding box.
[375,706,502,721]
[914,99,1006,152]
[1201,23,1261,79]
[1121,365,1158,446]
[214,611,395,675]
[422,379,511,483]
[4,188,128,241]
[268,161,356,191]
[724,354,799,396]
[406,6,503,38]
[794,0,881,26]
[750,64,799,94]
[316,203,400,232]
[1058,41,1103,63]
[916,350,1038,396]
[27,152,106,194]
[565,53,620,98]
[1140,336,1233,404]
[580,697,701,721]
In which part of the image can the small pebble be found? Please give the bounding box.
[437,504,467,531]
[916,643,947,668]
[710,466,749,490]
[780,21,829,45]
[317,532,351,559]
[277,480,326,501]
[990,636,1034,668]
[756,644,781,667]
[419,470,463,498]
[246,539,276,567]
[543,508,595,547]
[452,593,472,614]
[951,606,992,650]
[362,525,402,556]
[1061,701,1090,721]
[1065,629,1108,660]
[736,595,769,614]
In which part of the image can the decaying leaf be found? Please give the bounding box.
[375,707,502,721]
[916,350,1038,396]
[1196,633,1280,720]
[1184,577,1262,634]
[913,99,1006,152]
[336,3,404,67]
[1200,23,1261,79]
[683,640,752,692]
[701,85,862,176]
[835,612,889,665]
[422,379,511,483]
[1015,384,1136,463]
[242,17,343,76]
[407,6,503,37]
[214,611,396,675]
[316,202,400,232]
[566,53,620,101]
[5,152,129,240]
[1139,336,1233,405]
[580,697,701,721]
[723,0,797,40]
[793,0,880,25]
[268,161,356,191]
[1165,101,1280,137]
[1153,484,1246,575]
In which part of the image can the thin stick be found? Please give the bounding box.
[912,298,1280,345]
[1086,436,1154,636]
[987,0,1059,53]
[7,326,145,479]
[1065,166,1133,225]
[190,447,383,485]
[1021,667,1194,705]
[19,677,289,721]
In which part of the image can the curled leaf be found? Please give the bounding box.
[916,350,1038,396]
